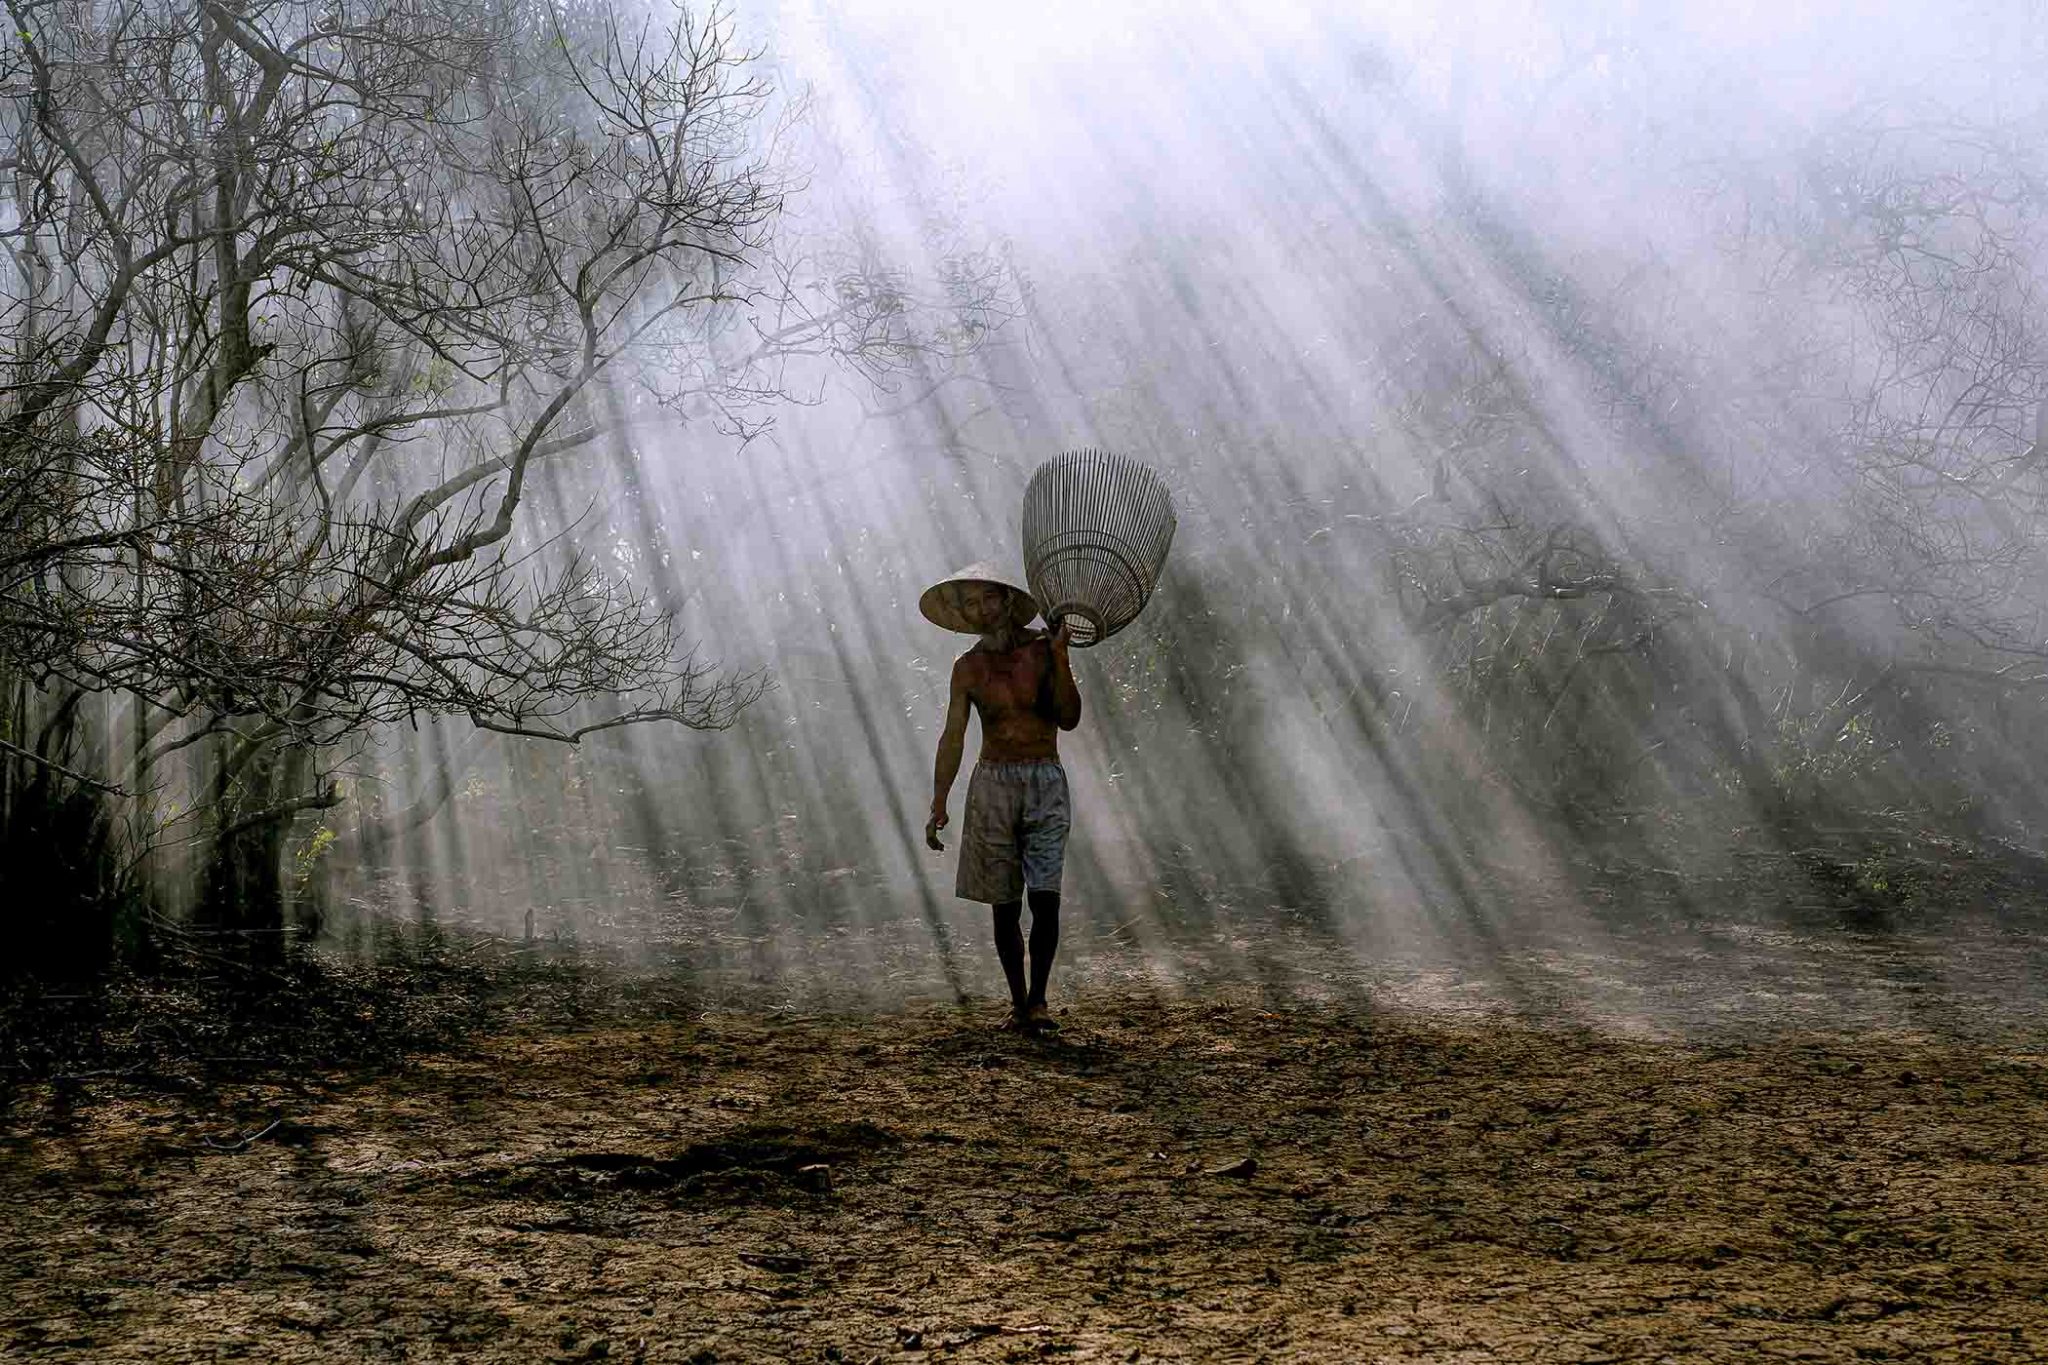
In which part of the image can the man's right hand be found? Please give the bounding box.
[925,805,949,851]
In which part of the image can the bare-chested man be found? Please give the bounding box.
[924,577,1082,1032]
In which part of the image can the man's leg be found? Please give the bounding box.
[1026,888,1059,1012]
[992,900,1028,1016]
[1017,764,1070,1029]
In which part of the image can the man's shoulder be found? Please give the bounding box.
[1005,628,1052,652]
[960,629,1049,662]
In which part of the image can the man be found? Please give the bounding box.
[920,567,1082,1033]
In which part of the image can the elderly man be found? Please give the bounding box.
[920,565,1081,1032]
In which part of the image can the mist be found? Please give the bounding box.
[247,0,2045,1038]
[14,5,2048,1358]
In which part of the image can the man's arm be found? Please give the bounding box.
[927,656,973,850]
[1047,621,1082,730]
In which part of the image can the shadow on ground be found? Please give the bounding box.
[3,987,2044,1362]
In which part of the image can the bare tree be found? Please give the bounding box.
[1378,102,2048,832]
[0,0,1008,952]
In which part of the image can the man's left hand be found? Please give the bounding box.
[1051,618,1074,655]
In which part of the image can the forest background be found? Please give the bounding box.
[8,0,2048,1021]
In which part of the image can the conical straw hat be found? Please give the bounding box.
[918,561,1041,634]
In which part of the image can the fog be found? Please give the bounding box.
[272,0,2048,1032]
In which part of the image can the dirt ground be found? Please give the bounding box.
[4,981,2046,1364]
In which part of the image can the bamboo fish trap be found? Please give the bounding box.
[1020,449,1176,648]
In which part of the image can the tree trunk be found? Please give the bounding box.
[199,742,317,966]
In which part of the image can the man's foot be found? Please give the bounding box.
[1000,1004,1060,1035]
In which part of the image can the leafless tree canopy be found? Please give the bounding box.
[0,0,1013,930]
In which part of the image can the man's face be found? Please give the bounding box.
[964,583,1010,631]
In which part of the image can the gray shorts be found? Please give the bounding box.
[956,760,1071,904]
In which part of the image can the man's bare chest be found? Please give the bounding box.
[969,647,1047,712]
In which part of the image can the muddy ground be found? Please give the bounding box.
[4,957,2046,1364]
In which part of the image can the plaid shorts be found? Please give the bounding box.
[956,760,1071,904]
